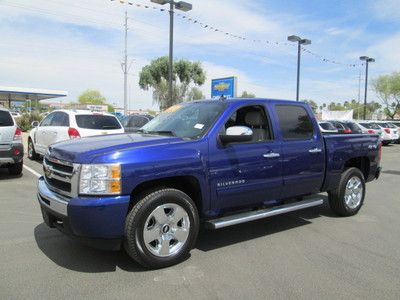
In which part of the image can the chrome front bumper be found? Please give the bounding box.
[37,177,68,216]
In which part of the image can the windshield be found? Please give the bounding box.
[75,115,121,130]
[142,101,226,139]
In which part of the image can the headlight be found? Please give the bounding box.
[79,164,121,195]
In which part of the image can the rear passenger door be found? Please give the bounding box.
[274,104,325,198]
[209,104,283,211]
[42,112,70,148]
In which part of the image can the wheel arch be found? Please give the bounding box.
[129,176,204,217]
[344,156,370,180]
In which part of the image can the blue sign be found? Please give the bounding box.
[211,77,237,98]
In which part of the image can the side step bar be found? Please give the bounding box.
[205,198,324,229]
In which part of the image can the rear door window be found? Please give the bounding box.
[0,111,14,127]
[275,105,314,140]
[75,115,121,130]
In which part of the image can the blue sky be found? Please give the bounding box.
[0,0,399,110]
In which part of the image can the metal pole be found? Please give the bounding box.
[363,61,369,120]
[123,9,128,115]
[168,1,174,107]
[357,69,361,120]
[296,41,301,101]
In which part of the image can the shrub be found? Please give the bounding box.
[17,112,42,132]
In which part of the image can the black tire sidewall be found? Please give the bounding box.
[28,139,36,159]
[337,168,366,215]
[125,189,199,268]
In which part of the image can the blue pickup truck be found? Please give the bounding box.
[38,99,381,268]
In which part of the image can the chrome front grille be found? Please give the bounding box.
[43,156,80,199]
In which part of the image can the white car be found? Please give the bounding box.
[374,121,399,146]
[0,107,24,175]
[28,110,124,159]
[356,121,384,141]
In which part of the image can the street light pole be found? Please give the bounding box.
[123,9,128,116]
[168,1,174,106]
[359,56,375,120]
[151,0,192,107]
[287,35,311,101]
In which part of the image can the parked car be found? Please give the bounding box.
[37,99,381,268]
[318,121,338,134]
[10,111,21,119]
[121,114,153,133]
[341,121,363,134]
[28,110,124,159]
[326,120,352,134]
[356,122,384,141]
[387,121,400,143]
[0,107,23,175]
[375,121,399,145]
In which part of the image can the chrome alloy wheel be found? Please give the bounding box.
[344,176,363,209]
[143,203,190,258]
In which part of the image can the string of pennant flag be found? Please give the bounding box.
[111,0,364,68]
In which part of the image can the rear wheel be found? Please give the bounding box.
[28,139,39,160]
[8,161,23,176]
[328,167,365,216]
[124,188,199,269]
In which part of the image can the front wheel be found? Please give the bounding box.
[328,167,365,216]
[124,188,199,269]
[28,139,39,160]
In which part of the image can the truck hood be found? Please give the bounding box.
[47,133,184,163]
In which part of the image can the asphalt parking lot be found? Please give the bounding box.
[1,142,400,299]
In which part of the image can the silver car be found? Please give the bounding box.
[318,121,338,134]
[0,107,24,175]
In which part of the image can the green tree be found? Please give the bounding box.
[303,99,318,113]
[240,91,256,98]
[372,72,400,119]
[139,56,206,110]
[78,89,107,105]
[187,87,205,101]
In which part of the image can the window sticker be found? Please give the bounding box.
[194,123,205,129]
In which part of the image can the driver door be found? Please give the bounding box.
[34,113,55,154]
[209,104,283,211]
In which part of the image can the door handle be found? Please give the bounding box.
[263,152,280,158]
[309,148,322,154]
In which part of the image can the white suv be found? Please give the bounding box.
[28,110,124,159]
[0,107,23,175]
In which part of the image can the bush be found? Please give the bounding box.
[17,112,42,132]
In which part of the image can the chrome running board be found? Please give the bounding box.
[205,198,324,229]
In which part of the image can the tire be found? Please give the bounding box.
[28,138,39,160]
[328,167,365,216]
[124,188,199,269]
[8,161,23,176]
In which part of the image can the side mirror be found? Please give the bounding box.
[219,126,253,145]
[31,121,39,128]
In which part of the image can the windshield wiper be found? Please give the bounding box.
[147,130,176,137]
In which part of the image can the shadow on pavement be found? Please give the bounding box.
[196,196,335,252]
[34,196,334,272]
[0,168,23,180]
[34,223,145,273]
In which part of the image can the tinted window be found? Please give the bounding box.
[276,105,313,140]
[123,115,149,128]
[75,115,121,130]
[0,111,14,126]
[50,112,70,127]
[345,122,362,133]
[319,122,336,130]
